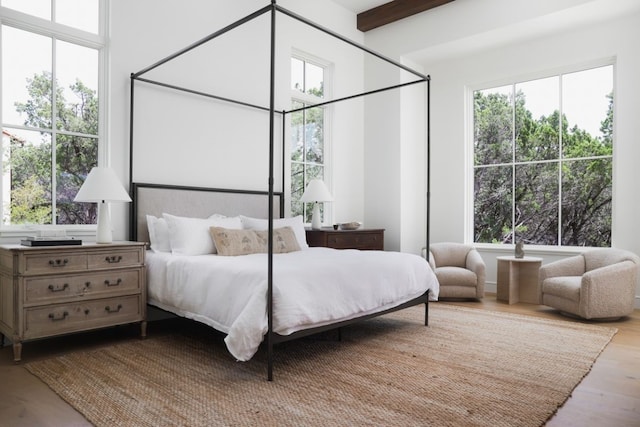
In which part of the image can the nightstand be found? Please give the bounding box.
[0,241,146,361]
[305,228,384,250]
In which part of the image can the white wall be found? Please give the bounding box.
[109,0,366,238]
[361,55,428,254]
[362,0,640,304]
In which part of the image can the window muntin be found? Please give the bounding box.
[1,1,103,228]
[290,56,327,223]
[473,64,613,247]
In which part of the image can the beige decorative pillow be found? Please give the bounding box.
[239,215,309,249]
[210,226,300,256]
[256,227,301,254]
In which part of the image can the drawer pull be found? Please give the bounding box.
[105,255,123,264]
[84,309,90,315]
[48,283,69,293]
[48,311,69,321]
[48,259,69,268]
[105,304,123,313]
[104,278,122,287]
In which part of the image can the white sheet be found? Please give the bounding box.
[146,248,439,361]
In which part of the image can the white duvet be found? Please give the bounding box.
[146,247,439,361]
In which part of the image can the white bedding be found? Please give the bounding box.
[146,247,439,361]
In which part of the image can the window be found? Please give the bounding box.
[1,0,103,228]
[290,55,328,223]
[473,64,613,247]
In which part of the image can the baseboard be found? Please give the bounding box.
[485,282,498,296]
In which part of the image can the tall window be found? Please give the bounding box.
[290,55,327,222]
[1,0,103,228]
[473,64,613,247]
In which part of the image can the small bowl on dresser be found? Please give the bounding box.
[339,221,361,231]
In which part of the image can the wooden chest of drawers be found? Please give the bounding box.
[0,241,146,361]
[305,228,385,250]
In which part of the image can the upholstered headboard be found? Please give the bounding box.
[131,183,284,243]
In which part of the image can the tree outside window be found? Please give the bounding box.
[473,65,613,247]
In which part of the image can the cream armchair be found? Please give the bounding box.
[428,242,485,299]
[539,248,640,320]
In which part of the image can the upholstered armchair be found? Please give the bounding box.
[428,242,485,299]
[539,248,640,320]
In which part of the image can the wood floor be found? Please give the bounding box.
[1,295,638,426]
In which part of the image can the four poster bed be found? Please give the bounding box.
[128,1,435,380]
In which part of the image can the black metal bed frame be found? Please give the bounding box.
[128,0,431,381]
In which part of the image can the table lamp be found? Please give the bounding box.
[300,179,333,230]
[74,167,132,243]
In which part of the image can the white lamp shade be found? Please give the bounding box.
[300,179,333,203]
[74,167,132,203]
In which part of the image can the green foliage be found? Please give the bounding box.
[7,72,98,225]
[474,88,612,247]
[474,91,513,165]
[10,175,51,224]
[290,99,325,221]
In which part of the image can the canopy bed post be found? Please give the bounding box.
[426,77,431,265]
[128,74,136,239]
[266,0,277,382]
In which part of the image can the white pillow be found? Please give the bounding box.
[209,213,228,219]
[240,215,308,249]
[146,215,171,253]
[163,213,242,255]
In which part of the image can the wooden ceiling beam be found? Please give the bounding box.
[357,0,455,32]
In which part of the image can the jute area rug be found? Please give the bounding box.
[25,304,616,427]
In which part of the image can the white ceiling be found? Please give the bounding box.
[405,0,640,63]
[331,0,389,14]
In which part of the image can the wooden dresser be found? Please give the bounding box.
[305,228,384,250]
[0,241,146,361]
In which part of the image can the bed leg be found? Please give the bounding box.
[267,334,274,381]
[425,301,429,326]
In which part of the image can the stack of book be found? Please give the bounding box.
[20,236,82,247]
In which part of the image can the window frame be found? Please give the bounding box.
[289,51,332,225]
[0,0,108,236]
[466,58,615,252]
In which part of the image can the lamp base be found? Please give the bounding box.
[96,201,113,244]
[310,202,322,230]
